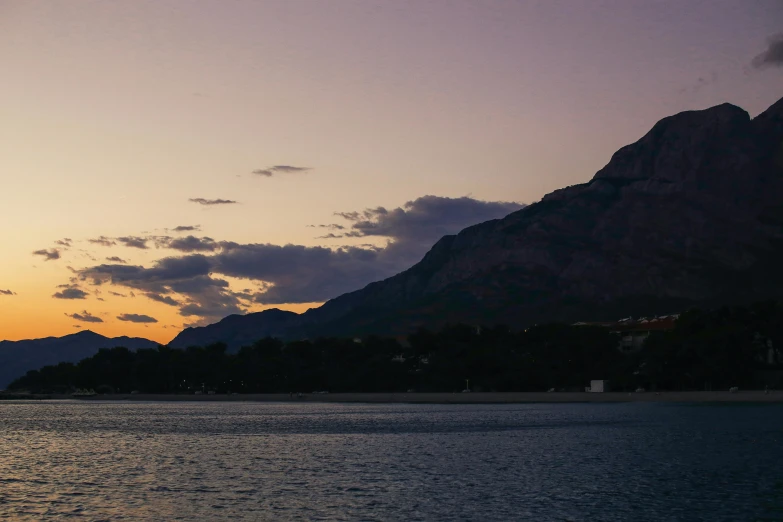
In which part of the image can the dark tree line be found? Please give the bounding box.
[8,302,783,394]
[635,301,783,390]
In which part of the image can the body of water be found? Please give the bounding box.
[0,401,781,521]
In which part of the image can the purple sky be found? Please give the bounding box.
[0,0,781,341]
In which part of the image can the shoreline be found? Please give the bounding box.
[2,391,782,403]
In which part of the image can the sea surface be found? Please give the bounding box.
[0,401,781,521]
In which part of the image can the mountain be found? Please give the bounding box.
[171,95,783,346]
[0,330,157,389]
[169,308,301,351]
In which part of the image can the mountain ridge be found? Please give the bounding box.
[6,97,783,363]
[169,95,783,348]
[0,331,157,389]
[169,308,300,349]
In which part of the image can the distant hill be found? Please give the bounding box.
[169,308,301,351]
[175,95,783,346]
[0,330,157,389]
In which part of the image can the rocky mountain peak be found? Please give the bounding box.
[756,95,783,120]
[593,103,752,186]
[303,95,783,335]
[752,96,783,147]
[165,95,783,345]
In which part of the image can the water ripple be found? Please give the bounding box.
[0,401,781,520]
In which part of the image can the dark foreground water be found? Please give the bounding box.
[0,402,782,521]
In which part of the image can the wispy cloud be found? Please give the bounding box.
[65,310,103,323]
[89,236,117,247]
[79,255,244,321]
[189,198,238,206]
[158,236,219,252]
[75,195,523,315]
[752,33,783,69]
[252,165,311,177]
[33,248,61,261]
[117,236,149,249]
[54,238,72,247]
[308,224,345,230]
[53,287,89,300]
[173,225,201,232]
[144,292,180,306]
[117,313,158,323]
[0,289,15,296]
[106,256,127,263]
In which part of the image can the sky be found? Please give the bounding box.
[0,0,781,343]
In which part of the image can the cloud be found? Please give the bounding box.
[211,243,393,304]
[89,236,117,247]
[231,196,522,303]
[0,289,15,295]
[78,255,244,321]
[335,195,523,266]
[33,248,61,261]
[74,195,522,315]
[173,225,201,232]
[189,198,238,205]
[54,238,72,247]
[106,256,127,263]
[117,236,149,249]
[337,195,520,237]
[82,256,212,291]
[160,235,219,252]
[144,292,180,306]
[66,310,104,323]
[53,287,89,299]
[316,233,344,239]
[309,224,345,230]
[117,313,158,323]
[109,291,127,297]
[753,33,783,69]
[271,165,310,173]
[252,165,311,177]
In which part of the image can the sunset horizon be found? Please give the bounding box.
[1,1,781,344]
[3,3,783,521]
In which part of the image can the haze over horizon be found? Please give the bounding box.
[1,0,781,343]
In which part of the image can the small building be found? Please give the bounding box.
[586,380,610,393]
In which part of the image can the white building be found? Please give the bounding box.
[586,380,610,393]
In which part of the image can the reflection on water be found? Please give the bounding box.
[0,401,781,521]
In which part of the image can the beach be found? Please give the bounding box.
[4,391,782,403]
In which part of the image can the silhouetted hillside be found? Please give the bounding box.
[173,96,783,346]
[0,330,157,389]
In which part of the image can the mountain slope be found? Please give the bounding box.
[0,330,158,389]
[169,308,301,351]
[304,97,783,335]
[170,95,783,346]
